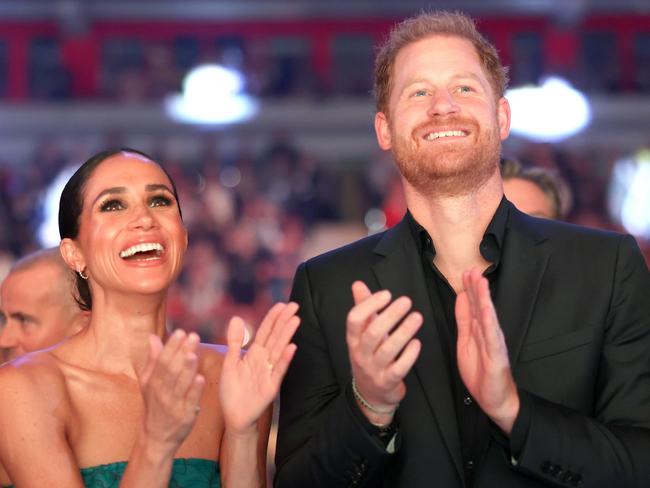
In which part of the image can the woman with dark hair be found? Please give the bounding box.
[0,149,299,487]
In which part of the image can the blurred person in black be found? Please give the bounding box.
[275,11,650,488]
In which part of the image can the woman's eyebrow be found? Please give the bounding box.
[92,187,127,205]
[145,184,173,194]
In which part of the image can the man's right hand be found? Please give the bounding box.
[347,281,422,426]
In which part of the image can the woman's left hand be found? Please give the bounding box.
[219,302,300,435]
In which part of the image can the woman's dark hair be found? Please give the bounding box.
[58,148,182,311]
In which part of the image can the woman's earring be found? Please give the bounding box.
[77,267,88,280]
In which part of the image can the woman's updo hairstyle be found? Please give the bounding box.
[58,148,182,311]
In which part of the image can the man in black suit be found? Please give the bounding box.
[275,11,650,487]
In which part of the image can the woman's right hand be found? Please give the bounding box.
[219,302,300,435]
[137,329,205,453]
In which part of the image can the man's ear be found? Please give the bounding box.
[375,111,393,151]
[498,96,511,140]
[60,238,84,273]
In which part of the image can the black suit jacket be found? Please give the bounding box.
[275,202,650,487]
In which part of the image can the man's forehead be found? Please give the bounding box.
[9,261,60,283]
[394,36,482,74]
[2,266,60,304]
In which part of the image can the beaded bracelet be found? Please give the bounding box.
[351,377,399,415]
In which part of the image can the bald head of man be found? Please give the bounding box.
[0,248,88,362]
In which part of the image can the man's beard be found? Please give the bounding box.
[391,115,501,198]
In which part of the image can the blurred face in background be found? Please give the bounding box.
[503,177,555,219]
[0,261,85,361]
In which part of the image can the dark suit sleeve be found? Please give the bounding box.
[274,263,394,487]
[511,234,650,487]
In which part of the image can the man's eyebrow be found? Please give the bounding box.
[451,72,490,89]
[399,73,486,94]
[9,312,39,324]
[452,72,483,82]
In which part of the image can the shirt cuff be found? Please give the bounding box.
[345,381,399,452]
[509,388,533,462]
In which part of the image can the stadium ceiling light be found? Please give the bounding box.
[38,165,79,248]
[608,148,650,239]
[165,64,258,126]
[506,76,591,142]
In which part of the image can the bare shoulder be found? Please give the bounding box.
[0,351,82,487]
[0,350,66,399]
[0,350,70,431]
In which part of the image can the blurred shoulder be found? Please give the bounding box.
[0,349,64,383]
[302,229,389,272]
[511,206,631,248]
[197,343,227,379]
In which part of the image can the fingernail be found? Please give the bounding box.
[410,311,423,324]
[397,296,411,308]
[378,290,391,300]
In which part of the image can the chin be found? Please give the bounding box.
[127,278,172,296]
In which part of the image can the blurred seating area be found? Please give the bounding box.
[0,14,649,101]
[1,132,648,344]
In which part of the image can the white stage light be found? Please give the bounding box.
[507,77,591,142]
[165,64,258,126]
[608,149,650,238]
[38,165,79,248]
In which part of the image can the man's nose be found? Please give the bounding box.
[0,321,20,349]
[427,90,460,117]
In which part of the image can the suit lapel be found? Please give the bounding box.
[495,205,550,367]
[372,219,464,481]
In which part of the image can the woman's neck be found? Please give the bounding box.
[67,291,169,376]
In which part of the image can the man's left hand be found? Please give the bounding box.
[455,268,520,435]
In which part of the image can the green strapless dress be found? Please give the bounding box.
[5,458,220,488]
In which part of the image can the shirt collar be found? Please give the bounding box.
[406,196,509,266]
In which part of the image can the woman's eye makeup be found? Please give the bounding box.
[99,199,125,212]
[96,191,174,212]
[149,194,173,207]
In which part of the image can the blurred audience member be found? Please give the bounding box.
[0,247,88,362]
[501,158,572,219]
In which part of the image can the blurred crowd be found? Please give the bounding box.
[0,134,342,343]
[1,135,649,345]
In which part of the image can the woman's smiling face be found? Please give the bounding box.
[71,152,187,296]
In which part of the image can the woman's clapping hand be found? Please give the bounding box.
[138,330,206,451]
[219,302,300,434]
